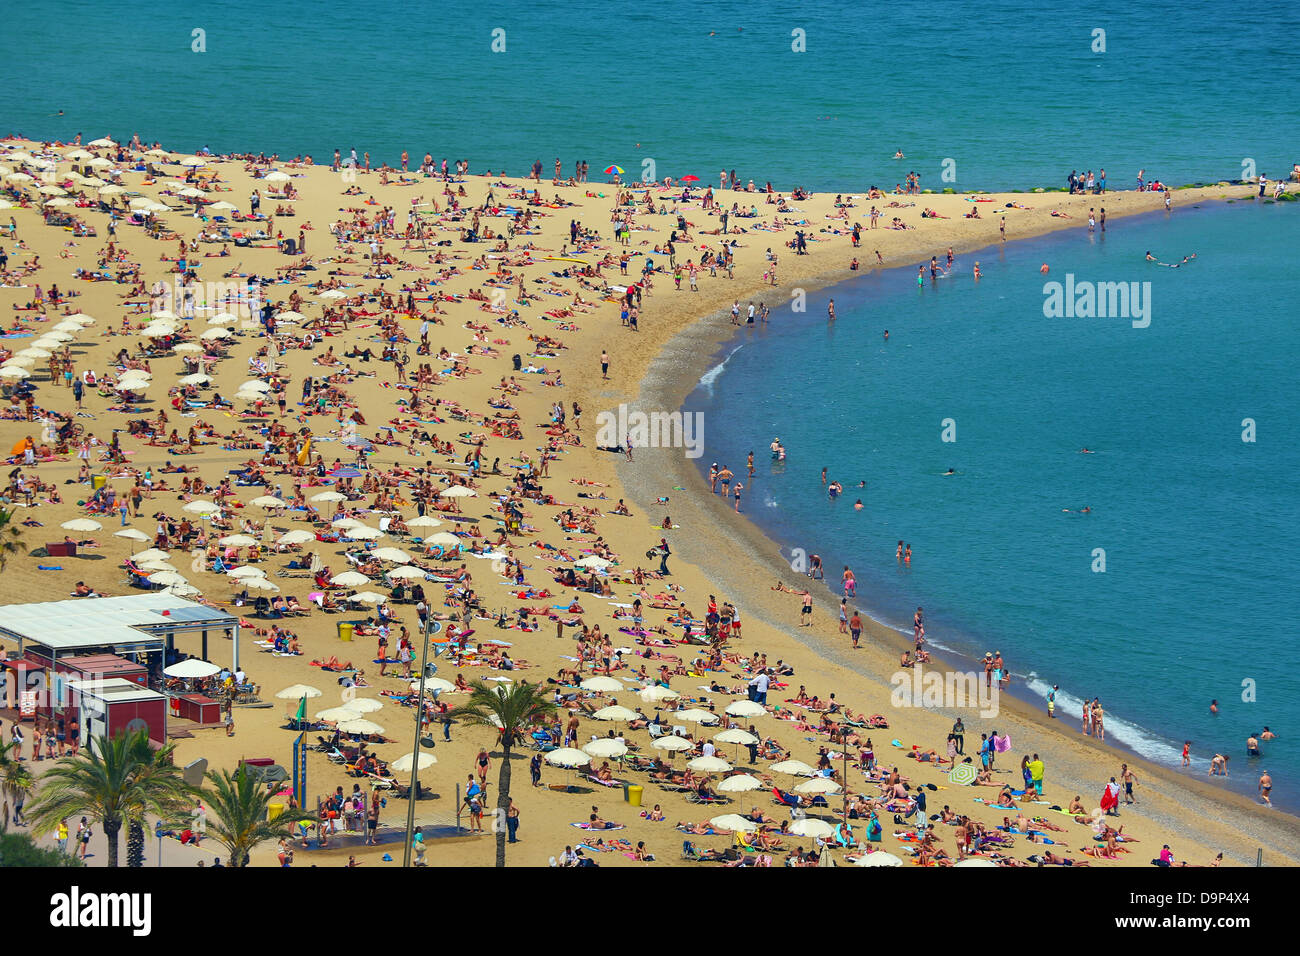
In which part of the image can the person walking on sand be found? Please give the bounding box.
[849,609,863,649]
[1259,770,1273,807]
[800,589,813,627]
[600,350,609,380]
[1120,763,1139,804]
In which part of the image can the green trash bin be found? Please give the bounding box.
[338,622,354,642]
[626,784,643,807]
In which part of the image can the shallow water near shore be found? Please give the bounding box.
[5,0,1299,193]
[685,198,1300,807]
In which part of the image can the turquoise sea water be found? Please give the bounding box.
[4,0,1298,192]
[686,198,1300,805]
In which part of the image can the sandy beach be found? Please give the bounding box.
[1,134,1293,868]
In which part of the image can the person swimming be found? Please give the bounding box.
[943,468,955,476]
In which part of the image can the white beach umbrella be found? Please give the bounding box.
[218,534,258,547]
[789,818,836,839]
[315,706,359,722]
[331,518,364,531]
[209,313,242,326]
[44,197,72,207]
[137,560,179,572]
[114,528,151,544]
[342,697,383,714]
[98,184,125,196]
[544,748,591,769]
[345,526,383,540]
[310,491,346,503]
[242,577,281,593]
[580,676,624,693]
[582,739,628,759]
[410,677,456,694]
[953,858,999,868]
[794,777,842,795]
[164,659,221,679]
[133,548,170,562]
[592,705,639,722]
[201,328,232,340]
[709,814,757,833]
[770,760,817,777]
[716,773,764,793]
[406,515,442,528]
[574,555,611,569]
[386,566,427,580]
[239,379,272,392]
[249,495,285,509]
[337,718,384,736]
[855,851,904,867]
[178,373,211,386]
[439,486,477,498]
[347,591,387,605]
[147,570,188,587]
[424,531,462,548]
[714,728,758,746]
[330,571,370,587]
[88,138,116,148]
[209,201,237,212]
[178,156,207,167]
[725,700,768,718]
[160,583,202,598]
[687,756,732,774]
[174,343,203,353]
[226,565,268,579]
[390,752,436,773]
[318,289,347,300]
[183,500,221,514]
[370,546,412,563]
[673,708,719,726]
[277,530,316,545]
[651,735,693,753]
[60,518,103,533]
[276,684,322,701]
[639,685,680,703]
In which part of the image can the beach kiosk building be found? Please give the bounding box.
[0,595,240,732]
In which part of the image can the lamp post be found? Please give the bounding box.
[401,609,434,867]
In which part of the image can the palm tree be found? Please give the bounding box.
[449,680,556,867]
[203,766,285,867]
[0,508,26,572]
[0,740,33,833]
[26,731,193,867]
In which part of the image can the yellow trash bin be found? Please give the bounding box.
[92,475,107,490]
[338,622,354,642]
[626,784,643,807]
[267,803,285,823]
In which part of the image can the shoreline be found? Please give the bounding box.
[606,197,1300,861]
[670,202,1298,814]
